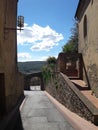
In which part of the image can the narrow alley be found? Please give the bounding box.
[19,90,98,130]
[20,91,75,130]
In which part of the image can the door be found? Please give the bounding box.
[0,73,5,119]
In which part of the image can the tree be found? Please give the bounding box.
[62,21,78,53]
[46,56,56,65]
[62,42,75,53]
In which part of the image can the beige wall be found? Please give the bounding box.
[78,1,98,96]
[0,0,24,112]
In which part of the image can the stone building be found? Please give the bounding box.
[75,0,98,96]
[0,0,24,120]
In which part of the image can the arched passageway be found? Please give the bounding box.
[24,72,45,91]
[30,76,41,91]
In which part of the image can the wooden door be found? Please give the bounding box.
[0,73,5,119]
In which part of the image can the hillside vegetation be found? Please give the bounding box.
[18,61,47,74]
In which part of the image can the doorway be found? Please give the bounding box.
[0,73,6,119]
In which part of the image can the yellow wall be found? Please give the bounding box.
[0,0,24,112]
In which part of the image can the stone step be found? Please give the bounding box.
[71,80,89,90]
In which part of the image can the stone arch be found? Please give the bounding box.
[24,72,45,91]
[30,77,41,86]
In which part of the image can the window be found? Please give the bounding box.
[83,15,87,38]
[91,0,93,5]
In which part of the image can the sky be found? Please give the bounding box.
[17,0,79,62]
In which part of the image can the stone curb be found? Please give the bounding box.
[45,91,98,130]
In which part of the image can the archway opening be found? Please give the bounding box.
[30,77,41,91]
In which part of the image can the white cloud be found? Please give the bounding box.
[18,53,32,62]
[17,52,58,62]
[39,55,58,61]
[17,23,64,51]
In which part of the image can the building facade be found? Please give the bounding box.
[0,0,24,119]
[75,0,98,96]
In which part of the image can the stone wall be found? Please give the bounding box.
[46,72,98,125]
[77,0,98,96]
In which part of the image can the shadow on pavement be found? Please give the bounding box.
[13,111,24,130]
[0,109,24,130]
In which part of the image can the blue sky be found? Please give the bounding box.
[17,0,79,62]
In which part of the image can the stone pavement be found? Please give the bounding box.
[20,91,75,130]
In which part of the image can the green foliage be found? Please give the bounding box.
[47,56,56,73]
[54,75,61,90]
[42,56,57,85]
[42,66,51,84]
[46,56,56,65]
[18,61,47,73]
[62,21,78,53]
[62,42,75,53]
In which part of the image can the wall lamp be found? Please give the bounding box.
[4,15,24,31]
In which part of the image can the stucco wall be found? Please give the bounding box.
[78,1,98,96]
[0,0,24,113]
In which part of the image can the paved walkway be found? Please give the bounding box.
[20,91,75,130]
[20,91,98,130]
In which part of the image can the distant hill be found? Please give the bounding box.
[18,61,47,74]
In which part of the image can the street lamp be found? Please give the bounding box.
[4,15,24,31]
[17,15,24,31]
